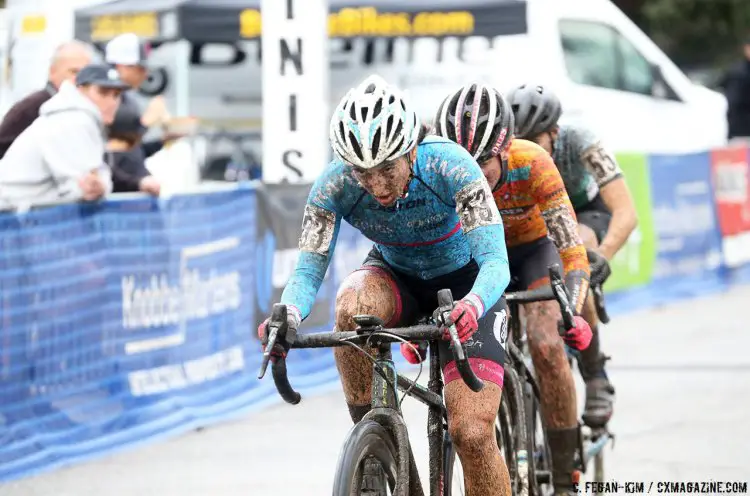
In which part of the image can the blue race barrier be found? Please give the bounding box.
[2,146,750,481]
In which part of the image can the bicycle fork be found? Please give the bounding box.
[427,344,446,496]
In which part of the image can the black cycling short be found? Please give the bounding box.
[576,194,612,244]
[357,247,508,388]
[506,236,562,292]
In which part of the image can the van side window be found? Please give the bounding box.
[617,32,654,95]
[559,20,671,98]
[559,21,619,90]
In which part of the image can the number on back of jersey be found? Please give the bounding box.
[582,144,622,186]
[455,179,501,232]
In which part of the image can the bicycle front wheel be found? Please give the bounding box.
[333,420,400,496]
[443,436,466,496]
[445,448,466,496]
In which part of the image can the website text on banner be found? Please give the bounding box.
[2,146,750,481]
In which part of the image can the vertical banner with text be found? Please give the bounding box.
[261,0,329,183]
[710,147,750,268]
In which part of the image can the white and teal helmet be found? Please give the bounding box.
[329,75,421,169]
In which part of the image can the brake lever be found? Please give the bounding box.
[257,326,278,379]
[436,303,465,358]
[447,323,466,360]
[548,264,575,333]
[257,304,288,379]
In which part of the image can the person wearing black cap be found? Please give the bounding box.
[0,64,128,208]
[106,99,161,195]
[724,36,750,140]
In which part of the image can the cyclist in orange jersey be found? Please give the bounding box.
[433,83,591,496]
[508,83,637,431]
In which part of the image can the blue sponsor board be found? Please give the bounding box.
[648,152,725,294]
[0,187,258,480]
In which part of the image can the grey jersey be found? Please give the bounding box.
[551,124,623,210]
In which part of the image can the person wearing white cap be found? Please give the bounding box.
[105,33,174,159]
[105,33,150,89]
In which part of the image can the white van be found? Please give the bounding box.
[3,0,728,158]
[520,0,728,153]
[313,0,728,154]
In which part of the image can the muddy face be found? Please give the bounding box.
[352,152,414,206]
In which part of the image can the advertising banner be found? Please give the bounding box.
[648,152,723,282]
[0,189,259,480]
[604,153,656,293]
[710,147,750,268]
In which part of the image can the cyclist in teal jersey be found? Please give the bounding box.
[256,75,542,495]
[507,83,638,429]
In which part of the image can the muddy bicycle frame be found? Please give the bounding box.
[504,277,613,481]
[261,289,481,496]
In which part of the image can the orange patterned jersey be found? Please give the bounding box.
[493,139,590,313]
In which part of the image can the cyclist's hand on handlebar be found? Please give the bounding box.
[559,315,592,351]
[257,306,301,361]
[434,299,479,343]
[400,341,427,364]
[587,249,612,286]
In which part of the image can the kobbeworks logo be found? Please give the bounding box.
[121,237,241,354]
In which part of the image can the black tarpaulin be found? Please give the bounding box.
[75,0,526,43]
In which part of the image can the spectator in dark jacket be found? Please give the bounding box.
[0,41,93,159]
[106,97,161,196]
[724,37,750,140]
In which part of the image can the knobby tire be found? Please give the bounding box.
[333,420,400,496]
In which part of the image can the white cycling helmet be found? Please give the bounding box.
[329,75,421,169]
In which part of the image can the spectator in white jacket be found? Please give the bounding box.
[0,64,128,209]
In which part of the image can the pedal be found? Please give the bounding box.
[535,470,552,484]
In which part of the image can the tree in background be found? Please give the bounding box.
[615,0,750,72]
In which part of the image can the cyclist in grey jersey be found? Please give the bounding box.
[553,125,622,211]
[507,83,639,429]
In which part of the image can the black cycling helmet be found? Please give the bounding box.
[434,82,515,165]
[506,83,562,139]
